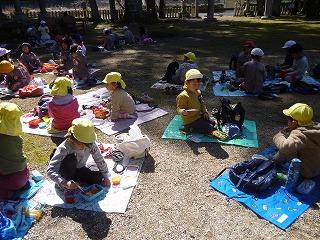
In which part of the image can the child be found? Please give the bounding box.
[38,20,51,43]
[57,37,73,71]
[123,26,135,45]
[280,43,308,82]
[171,52,199,85]
[237,40,256,69]
[102,28,116,51]
[48,77,80,133]
[26,26,40,47]
[236,48,266,94]
[279,40,296,69]
[51,35,63,60]
[0,102,30,200]
[176,69,215,134]
[70,43,90,87]
[19,42,43,73]
[0,60,31,92]
[72,33,86,56]
[273,103,320,178]
[47,118,110,203]
[103,72,136,121]
[0,47,13,63]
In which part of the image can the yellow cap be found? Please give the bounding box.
[102,72,126,89]
[0,60,14,74]
[0,102,23,136]
[184,69,203,88]
[184,52,196,62]
[68,118,96,143]
[50,77,72,96]
[283,103,314,127]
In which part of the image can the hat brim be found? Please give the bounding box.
[186,74,203,81]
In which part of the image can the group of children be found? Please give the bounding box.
[0,34,319,203]
[235,40,308,94]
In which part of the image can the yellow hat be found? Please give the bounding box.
[0,60,14,74]
[283,103,314,127]
[184,69,203,88]
[184,52,196,62]
[0,102,23,136]
[102,72,126,89]
[50,77,72,96]
[68,118,97,143]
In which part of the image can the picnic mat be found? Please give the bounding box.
[30,147,145,214]
[212,70,320,97]
[210,147,320,230]
[21,88,168,137]
[150,78,210,92]
[77,88,168,135]
[162,115,258,148]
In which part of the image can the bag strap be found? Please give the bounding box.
[209,167,232,181]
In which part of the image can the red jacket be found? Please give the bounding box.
[48,98,80,131]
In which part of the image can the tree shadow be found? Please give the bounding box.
[186,141,229,159]
[50,207,111,239]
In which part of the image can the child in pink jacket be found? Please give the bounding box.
[47,77,80,133]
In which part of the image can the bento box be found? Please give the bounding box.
[80,184,104,202]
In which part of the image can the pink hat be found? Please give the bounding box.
[244,40,255,47]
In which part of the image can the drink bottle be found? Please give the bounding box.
[285,158,302,192]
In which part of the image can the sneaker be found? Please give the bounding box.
[136,93,154,103]
[64,189,75,204]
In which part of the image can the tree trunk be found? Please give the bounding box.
[13,0,27,21]
[256,0,264,16]
[109,0,118,21]
[150,0,157,19]
[37,0,47,19]
[272,0,281,17]
[88,0,101,21]
[159,0,166,19]
[124,0,137,23]
[137,0,143,18]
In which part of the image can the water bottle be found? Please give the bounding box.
[220,70,226,83]
[285,158,302,192]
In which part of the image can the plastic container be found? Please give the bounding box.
[296,179,316,195]
[285,158,302,192]
[31,170,43,182]
[80,184,104,202]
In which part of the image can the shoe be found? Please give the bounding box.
[136,93,154,103]
[64,189,75,204]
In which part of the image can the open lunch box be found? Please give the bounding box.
[80,184,104,202]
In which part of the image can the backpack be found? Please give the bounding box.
[215,98,245,129]
[162,60,179,82]
[35,95,52,118]
[211,155,277,192]
[290,81,320,94]
[309,63,320,79]
[229,51,240,70]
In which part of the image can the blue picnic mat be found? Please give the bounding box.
[212,70,320,97]
[162,115,258,148]
[210,147,320,230]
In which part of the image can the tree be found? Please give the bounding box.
[159,0,165,18]
[88,0,101,21]
[109,0,118,21]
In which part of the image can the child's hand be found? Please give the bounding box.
[182,109,188,116]
[102,178,111,187]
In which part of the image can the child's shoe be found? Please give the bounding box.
[64,189,75,204]
[136,93,154,103]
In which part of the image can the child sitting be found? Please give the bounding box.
[70,43,90,87]
[176,69,215,134]
[0,102,30,200]
[102,28,116,51]
[0,60,30,92]
[171,52,199,85]
[48,77,80,133]
[237,40,256,69]
[102,72,136,121]
[273,103,320,178]
[236,48,266,94]
[19,42,43,73]
[280,43,308,82]
[51,35,63,60]
[123,26,135,45]
[47,118,110,203]
[0,47,13,63]
[56,37,73,71]
[279,40,296,69]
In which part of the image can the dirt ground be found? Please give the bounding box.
[4,16,320,239]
